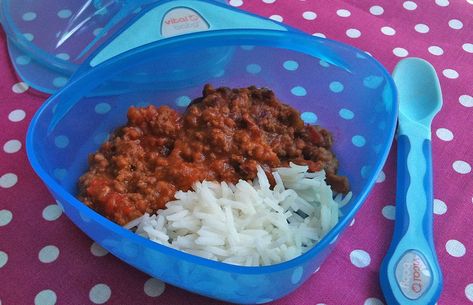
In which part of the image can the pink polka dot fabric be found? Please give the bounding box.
[1,0,472,304]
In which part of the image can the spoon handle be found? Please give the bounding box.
[380,126,443,305]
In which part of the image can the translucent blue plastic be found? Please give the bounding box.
[380,58,443,305]
[0,0,229,93]
[26,29,397,304]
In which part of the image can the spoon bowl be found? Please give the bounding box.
[395,58,442,124]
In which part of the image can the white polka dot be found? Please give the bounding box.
[55,53,70,61]
[38,245,60,263]
[350,218,355,226]
[229,0,243,6]
[246,64,262,74]
[213,69,225,78]
[415,23,430,33]
[291,266,304,284]
[269,15,283,22]
[144,278,166,297]
[312,59,327,68]
[291,86,307,96]
[312,33,326,38]
[42,204,62,221]
[376,170,386,183]
[363,75,383,88]
[22,12,37,21]
[403,1,417,10]
[24,33,34,41]
[53,77,68,88]
[301,112,317,124]
[463,43,473,53]
[53,168,68,181]
[262,0,276,3]
[369,5,384,15]
[8,109,26,122]
[330,234,339,244]
[428,46,444,56]
[350,249,371,268]
[175,96,191,107]
[16,55,31,65]
[459,95,473,107]
[55,200,65,213]
[283,60,299,71]
[352,135,366,147]
[336,9,351,17]
[93,28,104,36]
[11,82,29,93]
[446,239,466,257]
[0,173,18,188]
[443,69,459,79]
[91,242,109,257]
[54,135,69,148]
[339,108,354,120]
[435,0,449,6]
[34,290,57,305]
[453,160,471,174]
[346,28,361,38]
[465,283,473,302]
[0,210,13,227]
[95,103,111,114]
[449,19,463,30]
[57,9,72,19]
[382,205,396,220]
[433,199,447,215]
[89,284,111,304]
[303,11,317,20]
[393,47,409,57]
[361,165,370,178]
[80,211,92,223]
[381,26,396,36]
[436,128,453,141]
[3,140,22,153]
[364,298,384,305]
[329,81,344,93]
[0,251,7,268]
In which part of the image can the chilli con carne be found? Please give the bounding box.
[78,85,349,225]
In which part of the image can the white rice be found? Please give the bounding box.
[127,163,351,266]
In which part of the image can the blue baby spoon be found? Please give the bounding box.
[380,58,443,305]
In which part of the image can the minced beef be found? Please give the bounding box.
[78,85,349,225]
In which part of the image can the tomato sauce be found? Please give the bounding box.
[78,85,349,225]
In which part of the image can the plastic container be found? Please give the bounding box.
[26,14,397,305]
[0,0,230,94]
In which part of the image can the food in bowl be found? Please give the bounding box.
[78,84,351,265]
[130,163,351,266]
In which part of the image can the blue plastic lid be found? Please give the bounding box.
[0,0,286,94]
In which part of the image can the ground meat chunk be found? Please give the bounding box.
[78,84,349,225]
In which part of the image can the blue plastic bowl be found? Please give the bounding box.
[26,29,397,304]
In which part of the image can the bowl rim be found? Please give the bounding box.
[26,28,398,274]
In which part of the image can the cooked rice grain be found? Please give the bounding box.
[131,163,351,266]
